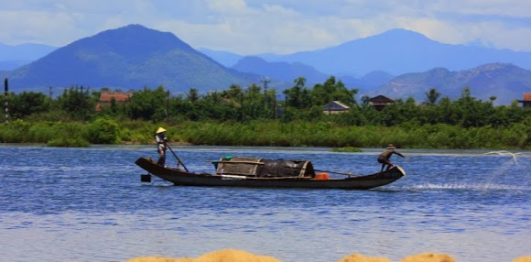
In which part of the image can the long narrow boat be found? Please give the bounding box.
[135,155,406,190]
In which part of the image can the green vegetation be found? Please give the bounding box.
[331,147,363,153]
[1,78,531,149]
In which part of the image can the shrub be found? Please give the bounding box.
[47,137,90,147]
[0,119,31,143]
[87,118,121,144]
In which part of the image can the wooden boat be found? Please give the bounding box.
[135,155,406,190]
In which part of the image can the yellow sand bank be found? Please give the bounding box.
[122,249,531,262]
[125,249,281,262]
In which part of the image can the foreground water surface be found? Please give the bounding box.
[0,145,530,262]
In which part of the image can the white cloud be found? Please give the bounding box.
[0,0,530,53]
[0,10,79,45]
[205,0,249,15]
[432,0,531,18]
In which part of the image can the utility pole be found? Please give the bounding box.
[261,77,271,117]
[4,78,8,124]
[261,77,270,97]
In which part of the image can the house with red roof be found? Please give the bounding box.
[96,91,132,111]
[517,93,531,108]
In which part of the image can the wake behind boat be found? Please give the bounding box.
[135,153,406,190]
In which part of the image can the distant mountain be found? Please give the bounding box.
[346,70,396,92]
[0,61,25,71]
[7,25,257,93]
[232,56,330,85]
[359,71,396,87]
[5,26,531,104]
[199,48,397,91]
[370,63,531,105]
[198,48,243,68]
[0,42,57,61]
[259,29,531,77]
[0,70,9,79]
[0,42,57,70]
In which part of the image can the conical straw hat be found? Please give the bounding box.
[156,127,167,134]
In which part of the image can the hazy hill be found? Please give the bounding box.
[198,40,401,90]
[358,71,396,87]
[334,70,397,94]
[0,42,56,61]
[198,50,394,90]
[259,29,531,77]
[232,56,331,85]
[0,61,25,71]
[4,25,531,105]
[7,25,256,93]
[370,63,531,105]
[199,48,243,68]
[0,42,57,70]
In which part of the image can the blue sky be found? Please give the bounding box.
[1,0,530,54]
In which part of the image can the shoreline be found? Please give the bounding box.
[122,249,530,262]
[2,142,531,156]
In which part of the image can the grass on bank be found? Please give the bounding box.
[1,118,530,150]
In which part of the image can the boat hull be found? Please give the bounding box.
[135,157,405,190]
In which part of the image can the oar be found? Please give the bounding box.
[314,169,360,177]
[165,143,189,172]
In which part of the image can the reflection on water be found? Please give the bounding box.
[0,145,530,262]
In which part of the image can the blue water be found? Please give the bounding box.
[1,145,530,262]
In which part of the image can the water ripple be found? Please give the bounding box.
[1,146,530,262]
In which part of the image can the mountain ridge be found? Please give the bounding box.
[0,42,57,70]
[232,56,330,84]
[370,63,531,105]
[256,28,531,76]
[3,25,531,105]
[6,25,257,93]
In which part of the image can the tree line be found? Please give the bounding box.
[1,76,531,149]
[2,76,530,128]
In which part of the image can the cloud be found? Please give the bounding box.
[0,0,530,53]
[432,0,531,18]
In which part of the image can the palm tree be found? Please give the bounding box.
[424,88,441,106]
[187,88,199,103]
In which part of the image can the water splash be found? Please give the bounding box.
[482,151,530,190]
[483,150,531,165]
[406,183,526,191]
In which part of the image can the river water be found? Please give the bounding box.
[0,145,530,262]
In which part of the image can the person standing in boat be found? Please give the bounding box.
[377,144,405,171]
[155,127,168,166]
